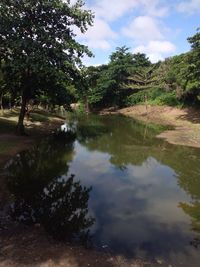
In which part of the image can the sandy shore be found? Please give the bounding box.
[105,105,200,149]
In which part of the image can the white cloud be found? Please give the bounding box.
[71,0,174,62]
[177,0,200,14]
[140,0,169,17]
[76,18,117,50]
[91,0,139,22]
[121,14,176,63]
[122,16,164,42]
[90,0,169,21]
[71,0,171,53]
[133,41,176,63]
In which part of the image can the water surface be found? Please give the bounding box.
[6,115,200,266]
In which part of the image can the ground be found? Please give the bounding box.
[0,108,65,167]
[102,105,200,148]
[0,223,149,267]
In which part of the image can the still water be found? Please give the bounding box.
[5,115,200,266]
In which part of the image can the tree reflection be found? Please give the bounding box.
[178,170,200,248]
[6,133,94,241]
[72,114,200,247]
[179,202,200,248]
[74,114,168,167]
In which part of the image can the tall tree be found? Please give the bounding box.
[0,61,5,113]
[94,46,135,107]
[0,0,93,134]
[186,28,200,102]
[132,53,151,69]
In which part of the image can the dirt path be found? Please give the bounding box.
[117,105,200,148]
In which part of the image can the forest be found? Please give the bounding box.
[0,0,199,134]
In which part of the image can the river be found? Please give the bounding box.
[5,114,200,266]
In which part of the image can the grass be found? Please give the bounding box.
[0,141,15,154]
[30,112,50,122]
[0,118,16,134]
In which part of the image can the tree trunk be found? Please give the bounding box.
[85,98,90,114]
[144,94,148,114]
[0,93,4,115]
[16,91,27,135]
[8,95,11,110]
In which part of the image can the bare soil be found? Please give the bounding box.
[114,105,200,148]
[0,111,65,167]
[0,223,149,267]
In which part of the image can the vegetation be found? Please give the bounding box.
[75,28,200,111]
[0,0,199,134]
[0,0,93,134]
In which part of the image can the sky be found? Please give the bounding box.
[72,0,200,66]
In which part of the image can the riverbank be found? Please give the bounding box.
[0,109,65,168]
[1,223,149,267]
[112,105,200,149]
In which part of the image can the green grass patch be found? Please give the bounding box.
[0,118,16,134]
[30,112,50,122]
[0,141,14,154]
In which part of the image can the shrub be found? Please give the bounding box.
[149,91,180,106]
[125,87,180,107]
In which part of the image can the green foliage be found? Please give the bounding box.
[126,87,180,107]
[76,28,200,111]
[126,90,148,105]
[0,0,93,133]
[149,91,180,106]
[132,53,151,69]
[185,29,200,101]
[74,102,85,114]
[78,46,136,108]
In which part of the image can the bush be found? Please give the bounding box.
[125,87,162,106]
[149,91,180,106]
[125,87,180,107]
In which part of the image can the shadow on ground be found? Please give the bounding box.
[0,224,147,267]
[176,107,200,124]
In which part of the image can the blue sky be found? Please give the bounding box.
[72,0,200,66]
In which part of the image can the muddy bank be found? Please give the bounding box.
[0,112,65,168]
[115,105,200,148]
[0,222,149,267]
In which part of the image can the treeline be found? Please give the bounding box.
[0,0,199,135]
[76,29,200,111]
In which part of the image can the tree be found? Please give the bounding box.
[0,0,93,134]
[0,61,5,113]
[127,65,157,90]
[132,53,151,69]
[185,28,200,103]
[76,65,103,112]
[94,46,135,107]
